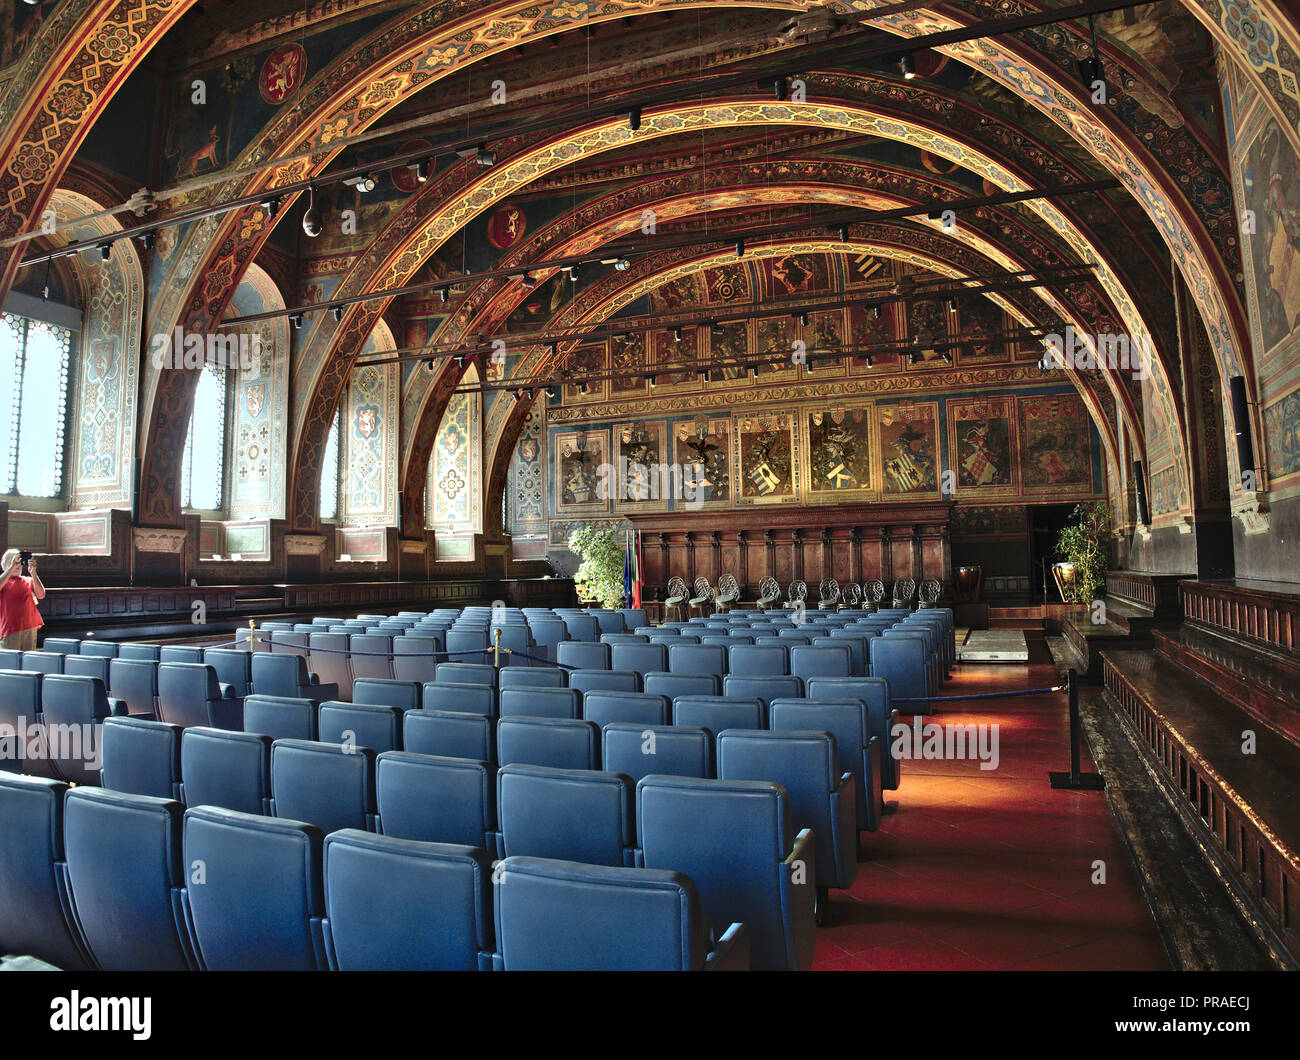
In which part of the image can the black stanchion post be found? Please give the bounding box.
[1049,668,1105,790]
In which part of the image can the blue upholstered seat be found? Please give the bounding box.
[498,666,567,690]
[323,830,493,971]
[77,641,118,659]
[422,680,496,717]
[100,717,183,800]
[270,739,378,835]
[642,671,722,699]
[869,636,931,711]
[40,674,116,787]
[307,633,353,701]
[789,644,853,682]
[348,634,396,682]
[497,716,599,771]
[251,652,338,703]
[62,654,110,685]
[581,690,670,729]
[717,729,857,900]
[602,723,712,783]
[63,787,197,970]
[0,773,95,970]
[721,674,803,707]
[351,677,421,711]
[637,775,815,971]
[727,644,788,676]
[182,806,328,971]
[668,642,727,676]
[22,651,64,675]
[41,637,80,654]
[561,614,598,642]
[770,698,883,832]
[391,636,442,684]
[159,646,205,664]
[243,694,317,742]
[492,856,748,971]
[497,764,635,867]
[318,702,404,754]
[180,727,273,815]
[404,710,495,764]
[568,669,640,695]
[108,658,158,718]
[204,648,253,697]
[435,661,497,688]
[804,677,899,790]
[610,642,668,676]
[158,662,242,730]
[671,694,766,734]
[556,641,610,671]
[375,751,497,852]
[498,686,581,720]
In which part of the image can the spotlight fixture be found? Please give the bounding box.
[424,359,435,372]
[862,353,873,367]
[332,306,344,322]
[437,287,449,303]
[618,331,635,342]
[774,76,789,102]
[836,225,849,243]
[455,355,466,369]
[416,159,430,182]
[578,381,588,395]
[290,314,304,329]
[628,107,642,132]
[796,312,809,327]
[806,357,816,374]
[302,186,323,238]
[98,242,112,262]
[673,327,683,342]
[702,368,712,383]
[946,298,957,312]
[261,196,281,219]
[347,174,378,193]
[613,258,631,271]
[735,238,745,258]
[908,350,921,365]
[565,265,580,282]
[648,375,657,389]
[475,145,496,166]
[749,365,759,380]
[1077,55,1104,93]
[548,343,559,357]
[899,54,916,80]
[140,231,156,251]
[940,350,953,364]
[546,385,560,400]
[872,304,882,320]
[520,273,537,290]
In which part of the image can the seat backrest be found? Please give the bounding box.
[182,805,327,971]
[64,788,195,971]
[637,775,811,972]
[107,658,158,717]
[497,717,598,771]
[493,856,715,971]
[422,681,496,718]
[351,677,421,711]
[22,651,64,675]
[204,648,253,696]
[561,614,598,642]
[41,637,81,654]
[270,739,377,835]
[324,830,493,971]
[668,642,727,676]
[498,686,581,720]
[157,663,222,728]
[0,773,94,970]
[269,631,310,658]
[0,648,22,670]
[77,641,118,659]
[157,646,204,665]
[790,644,853,681]
[348,634,395,682]
[770,697,871,821]
[318,702,404,754]
[39,675,110,786]
[390,636,443,685]
[375,751,496,849]
[497,764,633,866]
[618,609,648,630]
[403,710,495,765]
[602,723,712,783]
[435,661,496,688]
[100,717,183,799]
[869,636,929,701]
[180,727,273,815]
[609,642,667,676]
[445,629,490,659]
[642,671,722,700]
[721,674,803,707]
[726,644,788,676]
[556,641,610,671]
[62,654,110,685]
[251,652,311,699]
[672,695,766,734]
[497,666,567,690]
[0,670,41,757]
[307,633,353,700]
[582,690,670,729]
[243,694,317,743]
[567,669,640,696]
[804,676,896,789]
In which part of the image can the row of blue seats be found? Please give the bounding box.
[1,772,772,970]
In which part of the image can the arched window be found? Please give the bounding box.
[181,365,227,511]
[0,312,72,499]
[319,406,341,521]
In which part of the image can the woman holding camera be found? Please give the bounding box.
[0,549,45,650]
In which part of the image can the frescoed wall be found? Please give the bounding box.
[427,378,481,534]
[341,356,398,527]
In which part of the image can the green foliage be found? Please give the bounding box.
[568,525,626,609]
[1054,501,1111,604]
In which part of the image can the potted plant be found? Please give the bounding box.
[1054,501,1111,604]
[567,525,626,609]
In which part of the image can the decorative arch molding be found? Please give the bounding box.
[41,188,145,511]
[285,96,1179,531]
[133,0,1254,526]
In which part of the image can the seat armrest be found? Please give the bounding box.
[704,923,750,971]
[108,698,129,717]
[782,827,817,970]
[308,672,321,685]
[864,735,883,831]
[218,682,237,699]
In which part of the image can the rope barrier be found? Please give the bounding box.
[231,636,490,660]
[893,684,1063,704]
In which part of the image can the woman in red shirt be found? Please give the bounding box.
[0,549,45,650]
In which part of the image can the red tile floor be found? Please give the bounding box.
[811,650,1170,970]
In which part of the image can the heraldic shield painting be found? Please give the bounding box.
[806,407,874,501]
[736,412,796,504]
[878,403,940,496]
[948,396,1015,496]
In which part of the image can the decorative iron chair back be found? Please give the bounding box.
[717,573,739,599]
[842,582,862,607]
[818,578,840,604]
[757,576,780,608]
[693,577,715,602]
[666,576,688,600]
[892,578,916,607]
[918,580,942,607]
[787,580,807,603]
[866,580,885,604]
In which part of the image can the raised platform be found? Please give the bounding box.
[957,629,1028,662]
[1100,576,1300,965]
[1058,571,1190,680]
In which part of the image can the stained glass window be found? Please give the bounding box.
[0,313,72,498]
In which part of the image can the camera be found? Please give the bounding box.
[18,550,31,577]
